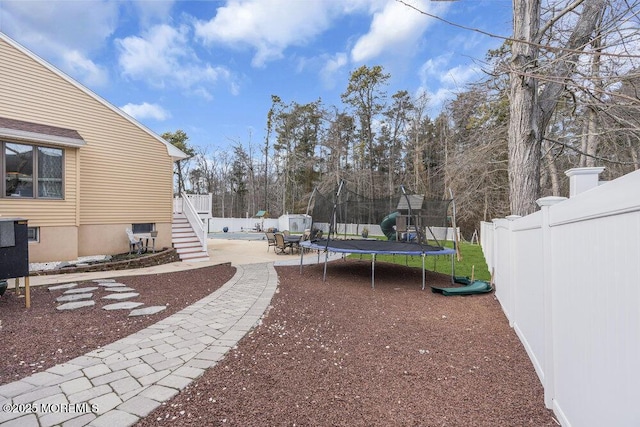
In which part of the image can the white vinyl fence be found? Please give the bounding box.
[208,217,279,233]
[481,167,640,427]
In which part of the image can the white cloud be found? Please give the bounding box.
[117,25,190,86]
[61,50,109,87]
[130,0,177,27]
[421,55,481,90]
[419,55,451,78]
[194,0,345,67]
[350,0,447,63]
[418,54,482,114]
[440,64,482,88]
[0,0,118,87]
[320,52,348,88]
[116,24,234,98]
[120,102,171,121]
[0,0,118,52]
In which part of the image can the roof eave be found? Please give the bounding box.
[0,127,86,148]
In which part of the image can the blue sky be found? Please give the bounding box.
[0,0,512,153]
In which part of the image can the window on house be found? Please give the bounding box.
[3,142,63,199]
[5,143,33,197]
[27,227,39,242]
[38,146,63,198]
[132,223,154,234]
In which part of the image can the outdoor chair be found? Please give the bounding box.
[274,233,293,255]
[126,228,144,255]
[282,230,290,237]
[301,229,312,253]
[265,232,276,252]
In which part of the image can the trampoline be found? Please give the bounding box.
[299,181,457,290]
[300,239,455,290]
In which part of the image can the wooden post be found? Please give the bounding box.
[24,276,30,308]
[13,277,30,308]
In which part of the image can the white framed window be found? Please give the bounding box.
[27,227,39,242]
[132,223,155,234]
[3,141,64,199]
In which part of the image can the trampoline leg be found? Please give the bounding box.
[323,251,329,283]
[422,254,426,290]
[371,253,376,289]
[450,253,455,283]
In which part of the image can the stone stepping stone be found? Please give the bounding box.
[57,300,95,311]
[104,287,136,293]
[48,283,78,291]
[64,287,99,294]
[103,302,145,311]
[93,279,116,283]
[57,293,93,302]
[96,282,127,288]
[102,292,139,300]
[129,306,166,317]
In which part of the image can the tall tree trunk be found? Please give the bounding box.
[579,117,589,167]
[508,0,541,216]
[629,135,640,170]
[176,162,183,194]
[580,19,604,168]
[585,107,599,167]
[508,0,605,215]
[543,139,561,195]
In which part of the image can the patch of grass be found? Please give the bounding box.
[349,241,491,281]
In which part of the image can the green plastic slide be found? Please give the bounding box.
[380,211,399,240]
[431,276,493,296]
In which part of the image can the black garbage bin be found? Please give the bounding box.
[0,218,30,306]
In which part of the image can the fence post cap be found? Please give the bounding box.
[536,196,567,207]
[564,166,605,177]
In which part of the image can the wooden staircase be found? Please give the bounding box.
[172,214,210,262]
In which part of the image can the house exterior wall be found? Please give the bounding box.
[0,36,176,262]
[79,223,172,256]
[30,226,79,262]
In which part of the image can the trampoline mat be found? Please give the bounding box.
[302,239,455,256]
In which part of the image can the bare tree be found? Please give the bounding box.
[509,0,606,215]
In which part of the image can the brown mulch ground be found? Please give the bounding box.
[0,263,235,384]
[1,259,556,426]
[137,260,557,427]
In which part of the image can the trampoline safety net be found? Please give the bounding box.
[308,183,452,248]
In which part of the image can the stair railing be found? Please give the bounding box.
[180,191,207,252]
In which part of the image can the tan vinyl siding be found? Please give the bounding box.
[0,38,174,228]
[74,120,174,225]
[0,36,179,262]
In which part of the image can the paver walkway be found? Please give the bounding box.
[0,262,278,427]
